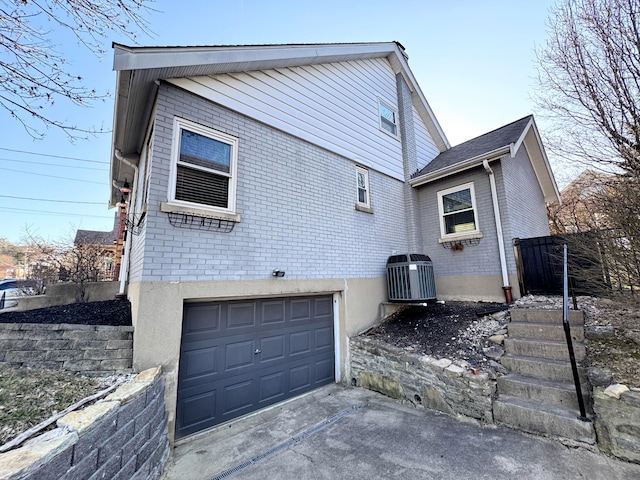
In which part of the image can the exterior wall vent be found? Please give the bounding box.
[386,254,436,302]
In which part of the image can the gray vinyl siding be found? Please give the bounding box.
[137,84,409,281]
[168,57,410,180]
[501,145,550,239]
[417,166,503,278]
[413,105,439,171]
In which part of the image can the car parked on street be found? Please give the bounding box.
[0,279,36,309]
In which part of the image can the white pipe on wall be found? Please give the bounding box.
[115,149,139,296]
[482,159,510,294]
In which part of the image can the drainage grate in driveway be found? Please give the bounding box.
[209,403,365,480]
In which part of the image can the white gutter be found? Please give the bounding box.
[482,159,512,302]
[114,150,139,296]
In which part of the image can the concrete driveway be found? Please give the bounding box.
[161,385,640,480]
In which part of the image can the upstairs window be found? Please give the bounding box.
[170,117,238,213]
[356,166,370,208]
[437,182,479,237]
[378,100,398,137]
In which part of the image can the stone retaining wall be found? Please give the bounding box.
[0,367,169,480]
[350,337,495,422]
[0,323,133,375]
[594,386,640,464]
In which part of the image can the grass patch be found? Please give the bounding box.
[0,365,100,445]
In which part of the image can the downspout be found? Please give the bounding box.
[115,149,139,297]
[482,159,512,303]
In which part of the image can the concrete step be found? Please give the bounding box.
[500,354,588,384]
[493,395,595,444]
[510,309,584,325]
[504,338,586,362]
[508,322,584,342]
[497,374,591,413]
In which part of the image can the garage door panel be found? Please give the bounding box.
[223,379,254,416]
[290,298,312,322]
[259,335,285,363]
[258,371,285,403]
[315,358,335,384]
[177,295,335,439]
[183,305,222,335]
[224,340,255,371]
[289,364,311,393]
[226,302,257,330]
[261,300,286,325]
[314,297,333,318]
[289,330,311,356]
[180,346,219,380]
[178,390,216,431]
[315,326,334,350]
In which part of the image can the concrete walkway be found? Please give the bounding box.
[161,385,640,480]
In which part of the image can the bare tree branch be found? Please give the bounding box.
[0,0,153,140]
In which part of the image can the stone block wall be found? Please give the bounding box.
[0,323,133,375]
[594,386,640,464]
[0,367,169,480]
[350,337,495,423]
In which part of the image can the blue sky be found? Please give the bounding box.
[0,0,560,244]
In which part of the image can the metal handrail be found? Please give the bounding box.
[563,244,590,422]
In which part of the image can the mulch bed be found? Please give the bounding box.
[0,300,132,326]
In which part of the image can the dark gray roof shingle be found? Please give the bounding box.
[414,115,533,178]
[74,214,119,246]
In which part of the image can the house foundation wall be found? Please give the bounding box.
[127,276,386,445]
[435,273,521,302]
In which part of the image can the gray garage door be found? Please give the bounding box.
[176,295,335,438]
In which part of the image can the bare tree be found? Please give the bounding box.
[0,0,152,139]
[24,228,114,302]
[535,0,640,175]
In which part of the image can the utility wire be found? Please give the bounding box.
[0,206,113,219]
[0,194,104,205]
[0,167,104,185]
[0,147,108,164]
[0,157,106,171]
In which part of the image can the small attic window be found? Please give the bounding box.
[378,100,398,137]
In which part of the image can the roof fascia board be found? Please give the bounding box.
[113,42,396,72]
[510,117,534,158]
[409,146,510,187]
[522,120,561,203]
[386,48,450,151]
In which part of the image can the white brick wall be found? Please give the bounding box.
[132,85,410,282]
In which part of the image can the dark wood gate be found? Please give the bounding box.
[513,233,610,296]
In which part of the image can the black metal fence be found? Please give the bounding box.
[513,231,614,296]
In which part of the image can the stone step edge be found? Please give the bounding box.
[495,394,593,424]
[498,373,590,394]
[494,395,595,444]
[510,309,584,325]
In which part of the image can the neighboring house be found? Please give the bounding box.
[547,169,610,234]
[108,42,559,443]
[74,212,122,280]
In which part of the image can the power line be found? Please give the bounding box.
[0,157,106,171]
[0,206,113,219]
[0,147,109,164]
[0,194,105,205]
[0,167,105,185]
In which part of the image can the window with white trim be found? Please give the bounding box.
[169,117,238,213]
[378,100,398,137]
[356,166,370,208]
[437,182,479,237]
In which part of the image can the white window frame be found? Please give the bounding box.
[378,99,398,138]
[168,117,239,214]
[437,182,480,238]
[356,166,370,208]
